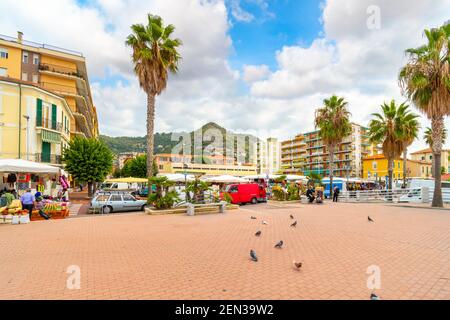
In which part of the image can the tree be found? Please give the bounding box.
[121,154,147,178]
[63,137,113,197]
[396,104,420,187]
[424,127,447,177]
[368,100,410,192]
[399,23,450,207]
[147,176,180,210]
[126,14,182,182]
[186,178,211,204]
[314,95,352,198]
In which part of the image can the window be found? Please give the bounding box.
[372,161,377,170]
[0,47,8,59]
[110,195,122,202]
[421,156,425,161]
[95,195,109,202]
[32,74,38,83]
[33,54,39,65]
[0,67,6,77]
[22,51,29,63]
[21,72,28,81]
[398,162,401,169]
[123,195,136,201]
[429,155,433,160]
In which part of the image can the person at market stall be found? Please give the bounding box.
[20,189,34,219]
[34,192,50,220]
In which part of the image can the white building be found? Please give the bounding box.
[253,137,281,175]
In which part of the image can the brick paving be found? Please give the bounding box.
[1,202,450,300]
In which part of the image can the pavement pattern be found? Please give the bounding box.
[1,202,450,300]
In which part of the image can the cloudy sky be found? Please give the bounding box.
[1,0,449,151]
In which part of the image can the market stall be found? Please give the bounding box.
[0,159,70,223]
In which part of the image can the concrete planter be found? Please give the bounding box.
[145,204,239,216]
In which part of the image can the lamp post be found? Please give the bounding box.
[22,115,30,160]
[183,162,189,203]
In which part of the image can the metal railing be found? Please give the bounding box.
[0,34,83,57]
[36,117,63,132]
[39,63,83,79]
[338,187,450,203]
[35,153,62,165]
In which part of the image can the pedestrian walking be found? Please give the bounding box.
[333,186,340,202]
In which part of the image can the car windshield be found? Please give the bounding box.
[101,183,113,189]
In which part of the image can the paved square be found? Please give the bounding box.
[1,202,450,300]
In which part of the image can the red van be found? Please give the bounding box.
[223,184,267,205]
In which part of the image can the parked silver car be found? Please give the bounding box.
[90,192,147,214]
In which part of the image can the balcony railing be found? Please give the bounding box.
[39,63,83,79]
[35,153,62,165]
[36,117,63,132]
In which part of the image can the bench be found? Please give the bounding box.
[186,201,228,216]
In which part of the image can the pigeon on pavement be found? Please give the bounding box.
[290,221,298,227]
[251,216,257,220]
[370,293,380,300]
[293,261,302,270]
[262,220,268,225]
[274,240,284,249]
[368,216,374,223]
[250,250,258,262]
[255,231,262,237]
[290,214,294,219]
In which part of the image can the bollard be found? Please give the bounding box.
[186,203,195,216]
[219,201,227,214]
[421,187,430,203]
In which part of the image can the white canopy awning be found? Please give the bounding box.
[157,173,195,183]
[0,159,60,174]
[203,175,249,183]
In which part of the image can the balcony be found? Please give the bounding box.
[36,117,63,132]
[35,153,62,165]
[39,63,83,79]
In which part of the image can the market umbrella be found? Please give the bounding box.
[157,173,195,183]
[203,175,249,183]
[105,177,148,183]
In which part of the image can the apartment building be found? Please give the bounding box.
[410,148,449,174]
[302,123,371,177]
[0,78,73,164]
[155,154,257,176]
[0,32,98,140]
[253,138,281,175]
[362,154,433,180]
[280,134,307,174]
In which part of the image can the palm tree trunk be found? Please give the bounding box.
[402,149,407,188]
[146,94,155,203]
[328,145,335,199]
[431,116,444,208]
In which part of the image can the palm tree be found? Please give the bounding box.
[126,14,182,181]
[314,95,352,198]
[397,104,420,187]
[399,23,450,207]
[424,127,447,177]
[369,100,411,191]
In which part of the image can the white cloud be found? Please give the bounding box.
[242,64,270,83]
[229,0,254,22]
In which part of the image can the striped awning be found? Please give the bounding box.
[41,129,61,144]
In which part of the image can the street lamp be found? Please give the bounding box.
[183,162,189,203]
[22,115,30,160]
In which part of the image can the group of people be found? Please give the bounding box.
[1,188,51,220]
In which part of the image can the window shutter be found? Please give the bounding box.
[51,104,57,130]
[36,98,42,126]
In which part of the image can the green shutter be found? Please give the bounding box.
[51,104,57,130]
[36,98,42,126]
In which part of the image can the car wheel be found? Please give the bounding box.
[102,206,112,214]
[141,204,146,212]
[251,198,257,204]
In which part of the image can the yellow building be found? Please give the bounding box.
[410,148,449,174]
[362,154,404,180]
[406,159,433,178]
[0,32,98,139]
[0,78,74,164]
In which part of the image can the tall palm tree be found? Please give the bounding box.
[369,100,409,191]
[397,104,420,187]
[126,14,182,181]
[314,95,352,198]
[399,23,450,207]
[424,127,447,177]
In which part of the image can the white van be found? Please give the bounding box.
[399,179,450,203]
[100,182,138,191]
